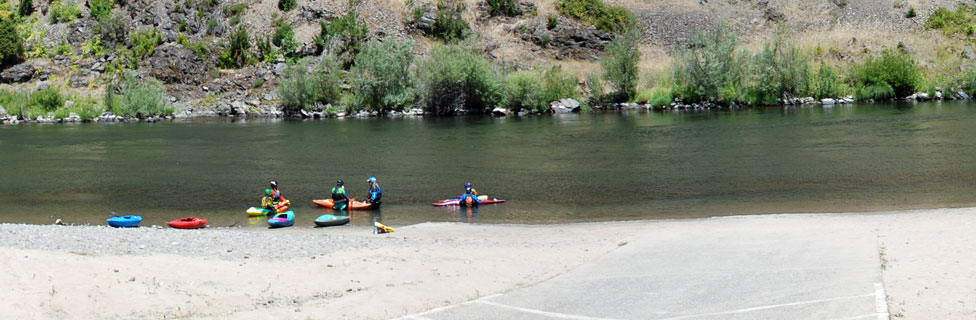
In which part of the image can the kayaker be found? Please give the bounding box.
[458,184,479,207]
[268,180,290,212]
[331,179,351,210]
[261,189,276,211]
[365,176,382,208]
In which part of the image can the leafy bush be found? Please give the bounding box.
[539,65,578,107]
[487,0,520,17]
[278,0,295,11]
[742,33,812,105]
[648,87,672,106]
[18,0,32,17]
[49,1,82,23]
[224,2,248,16]
[315,10,368,66]
[585,73,606,106]
[278,56,343,113]
[93,14,128,48]
[673,24,743,103]
[556,0,636,34]
[272,24,297,57]
[925,5,974,36]
[229,15,240,26]
[88,0,114,21]
[30,87,63,112]
[849,49,921,100]
[350,39,415,111]
[0,90,36,119]
[504,70,543,112]
[812,62,845,99]
[547,14,558,29]
[905,7,916,18]
[416,44,506,115]
[601,30,640,102]
[220,26,250,68]
[0,17,24,68]
[129,27,162,62]
[112,72,171,117]
[256,36,277,62]
[432,0,471,42]
[69,99,101,121]
[206,18,219,35]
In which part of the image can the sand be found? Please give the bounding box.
[1,208,974,319]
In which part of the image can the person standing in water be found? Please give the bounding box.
[331,179,350,211]
[365,176,382,209]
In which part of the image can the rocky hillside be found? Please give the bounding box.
[0,0,970,122]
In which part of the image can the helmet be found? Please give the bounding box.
[269,180,278,189]
[265,189,273,196]
[465,186,473,193]
[464,182,472,188]
[367,176,377,184]
[337,179,344,186]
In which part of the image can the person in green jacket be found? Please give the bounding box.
[331,179,350,211]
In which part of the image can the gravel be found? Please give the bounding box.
[1,223,384,261]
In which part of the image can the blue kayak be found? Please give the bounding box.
[314,214,350,227]
[106,215,142,228]
[268,210,295,228]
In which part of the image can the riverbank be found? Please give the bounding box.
[1,208,973,319]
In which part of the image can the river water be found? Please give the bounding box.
[2,102,976,227]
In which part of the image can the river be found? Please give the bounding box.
[2,102,975,227]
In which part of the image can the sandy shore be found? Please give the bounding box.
[1,208,974,319]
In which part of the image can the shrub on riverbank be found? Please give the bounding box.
[108,72,172,117]
[849,49,921,100]
[673,24,742,103]
[278,56,343,113]
[417,44,505,115]
[742,33,812,105]
[432,1,471,42]
[602,30,640,102]
[350,39,415,111]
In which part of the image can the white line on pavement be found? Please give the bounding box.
[655,293,877,320]
[476,300,626,320]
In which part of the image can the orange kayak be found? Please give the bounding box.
[313,199,372,210]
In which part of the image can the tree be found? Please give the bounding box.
[350,39,415,111]
[0,18,24,68]
[601,30,641,101]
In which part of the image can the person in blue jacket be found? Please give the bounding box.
[458,183,479,207]
[365,176,382,208]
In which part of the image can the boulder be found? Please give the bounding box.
[69,76,87,88]
[1,63,35,83]
[144,44,208,85]
[916,92,931,101]
[230,101,247,116]
[491,107,508,116]
[821,98,836,105]
[964,46,975,60]
[831,0,847,8]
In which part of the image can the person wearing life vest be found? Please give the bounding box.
[262,189,276,211]
[331,179,350,211]
[458,184,479,207]
[365,176,382,209]
[268,180,290,212]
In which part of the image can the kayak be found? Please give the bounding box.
[314,214,350,227]
[432,197,506,206]
[247,207,284,216]
[167,217,207,229]
[268,210,295,228]
[313,199,372,210]
[106,215,142,228]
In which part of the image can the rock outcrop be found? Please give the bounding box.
[144,44,209,85]
[1,63,35,83]
[514,15,612,60]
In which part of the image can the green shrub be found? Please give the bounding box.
[88,0,114,21]
[487,0,520,17]
[30,87,63,112]
[54,41,72,55]
[849,49,921,100]
[224,2,248,16]
[432,0,471,42]
[812,62,845,99]
[252,77,264,88]
[742,32,812,105]
[278,56,344,113]
[206,18,218,35]
[19,0,33,17]
[504,70,543,112]
[229,15,240,26]
[673,24,743,103]
[539,65,578,107]
[648,87,672,106]
[50,1,82,23]
[0,18,24,68]
[905,7,916,18]
[601,30,640,102]
[220,26,250,68]
[315,10,368,67]
[113,72,171,117]
[70,99,101,121]
[93,14,128,48]
[129,27,162,62]
[854,83,895,101]
[547,14,558,29]
[350,39,415,111]
[278,0,295,11]
[556,0,636,34]
[925,5,974,36]
[585,73,606,106]
[178,20,187,32]
[256,36,277,62]
[417,44,506,115]
[272,24,297,56]
[2,90,40,119]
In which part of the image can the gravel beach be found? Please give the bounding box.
[2,208,975,319]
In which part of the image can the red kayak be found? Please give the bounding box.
[313,199,372,210]
[167,217,207,229]
[432,198,506,206]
